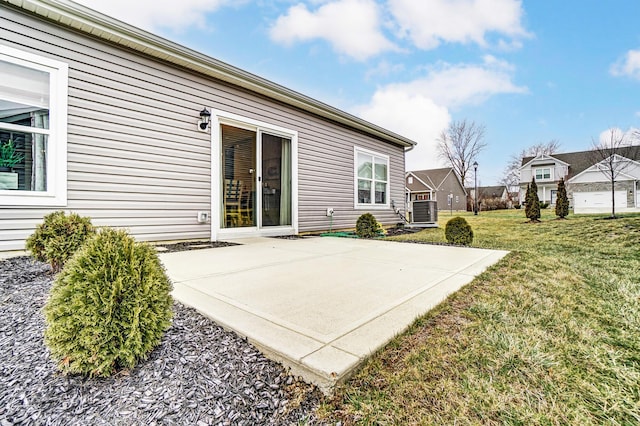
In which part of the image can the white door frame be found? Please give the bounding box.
[210,109,298,241]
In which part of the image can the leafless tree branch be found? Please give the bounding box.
[590,128,640,218]
[437,120,487,187]
[500,139,561,188]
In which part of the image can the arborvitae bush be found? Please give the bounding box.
[445,216,473,246]
[44,228,173,377]
[526,178,541,222]
[555,178,569,219]
[356,213,383,238]
[524,183,532,218]
[26,211,95,273]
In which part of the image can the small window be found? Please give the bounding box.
[355,147,389,208]
[535,167,552,181]
[0,46,68,206]
[407,176,413,184]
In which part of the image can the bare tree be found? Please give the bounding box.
[500,140,560,205]
[437,120,487,187]
[501,139,561,188]
[590,128,640,218]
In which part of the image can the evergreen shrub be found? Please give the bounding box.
[44,228,173,377]
[525,178,541,222]
[555,178,569,218]
[26,211,95,273]
[355,213,383,238]
[445,216,473,246]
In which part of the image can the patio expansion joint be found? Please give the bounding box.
[176,280,328,349]
[313,274,461,355]
[315,249,510,357]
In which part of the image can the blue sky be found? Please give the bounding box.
[77,0,640,185]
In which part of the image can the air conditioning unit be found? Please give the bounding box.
[412,200,438,223]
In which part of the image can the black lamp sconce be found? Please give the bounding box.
[198,107,211,131]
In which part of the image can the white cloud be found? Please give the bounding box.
[269,0,397,61]
[388,0,529,50]
[354,56,526,170]
[364,60,405,80]
[610,49,640,79]
[384,55,527,108]
[75,0,233,32]
[598,127,640,147]
[356,89,451,170]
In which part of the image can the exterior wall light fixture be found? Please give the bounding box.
[198,107,211,131]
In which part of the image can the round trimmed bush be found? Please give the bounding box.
[445,216,473,246]
[26,211,95,273]
[43,228,173,377]
[356,213,383,238]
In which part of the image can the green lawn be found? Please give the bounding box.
[321,210,640,425]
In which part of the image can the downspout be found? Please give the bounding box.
[401,144,416,224]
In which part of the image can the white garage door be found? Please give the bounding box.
[573,191,627,213]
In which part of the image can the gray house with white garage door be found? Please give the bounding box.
[519,147,640,214]
[0,0,415,251]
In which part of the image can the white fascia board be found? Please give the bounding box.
[567,155,640,183]
[413,174,434,191]
[519,154,569,170]
[437,168,452,189]
[6,0,416,149]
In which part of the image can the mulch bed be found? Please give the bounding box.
[154,241,239,253]
[0,256,323,425]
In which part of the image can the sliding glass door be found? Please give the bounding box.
[220,124,291,230]
[261,133,291,227]
[221,124,256,228]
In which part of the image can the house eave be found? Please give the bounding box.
[4,0,417,149]
[519,154,570,170]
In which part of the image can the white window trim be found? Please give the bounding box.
[0,45,68,206]
[534,167,553,182]
[209,109,298,241]
[354,146,390,209]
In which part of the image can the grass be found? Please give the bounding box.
[320,209,640,425]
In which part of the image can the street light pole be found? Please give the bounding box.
[473,161,478,215]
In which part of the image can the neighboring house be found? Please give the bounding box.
[467,185,511,210]
[479,185,508,200]
[0,0,416,251]
[478,185,512,209]
[406,168,467,211]
[519,147,640,214]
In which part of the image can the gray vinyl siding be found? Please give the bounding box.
[0,6,406,250]
[434,174,466,211]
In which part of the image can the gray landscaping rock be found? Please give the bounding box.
[0,256,323,425]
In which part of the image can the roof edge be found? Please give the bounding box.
[519,153,569,170]
[567,154,640,183]
[5,0,416,148]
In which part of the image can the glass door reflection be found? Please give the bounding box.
[221,124,256,228]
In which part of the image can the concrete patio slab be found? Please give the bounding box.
[159,237,508,393]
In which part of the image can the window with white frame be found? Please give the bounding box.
[535,167,552,181]
[0,46,68,206]
[355,148,389,207]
